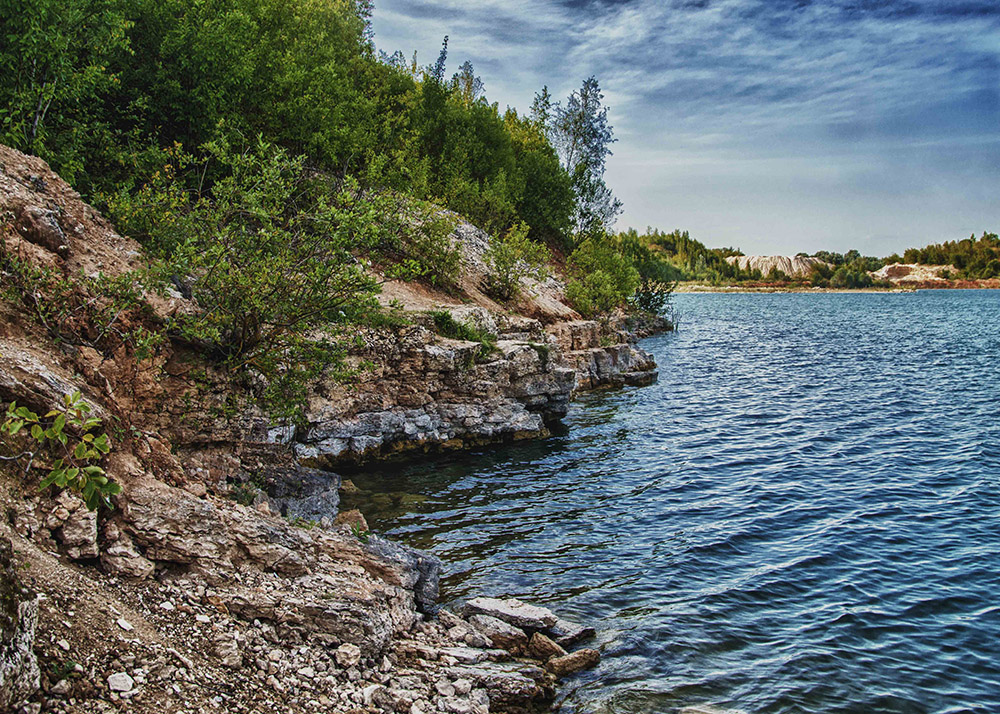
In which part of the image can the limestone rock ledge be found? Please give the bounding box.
[294,311,665,466]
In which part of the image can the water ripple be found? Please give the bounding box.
[348,291,1000,714]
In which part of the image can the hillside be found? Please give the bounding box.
[0,144,671,713]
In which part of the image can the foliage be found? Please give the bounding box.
[377,202,462,290]
[549,77,622,236]
[619,232,678,314]
[565,235,640,317]
[484,222,550,303]
[107,137,386,421]
[624,228,750,284]
[900,232,1000,279]
[0,0,582,248]
[0,0,132,185]
[1,392,121,511]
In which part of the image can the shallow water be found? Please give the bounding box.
[347,290,1000,714]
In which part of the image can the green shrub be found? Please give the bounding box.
[483,222,550,303]
[107,137,387,421]
[565,236,639,317]
[380,203,462,291]
[1,391,121,511]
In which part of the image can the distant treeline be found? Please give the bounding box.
[890,232,1000,280]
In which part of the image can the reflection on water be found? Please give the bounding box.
[347,291,1000,714]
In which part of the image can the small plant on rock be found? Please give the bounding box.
[483,222,550,303]
[0,391,121,510]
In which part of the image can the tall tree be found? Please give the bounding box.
[431,36,449,82]
[451,60,484,105]
[552,76,622,236]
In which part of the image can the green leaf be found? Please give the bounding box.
[9,420,24,436]
[94,434,111,454]
[65,467,80,481]
[15,406,34,419]
[106,482,123,496]
[39,470,62,489]
[74,442,88,459]
[52,413,66,435]
[30,424,43,441]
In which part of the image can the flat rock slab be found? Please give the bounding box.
[438,647,489,664]
[462,597,557,630]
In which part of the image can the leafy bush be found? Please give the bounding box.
[1,391,121,511]
[565,236,639,317]
[483,222,550,303]
[379,202,462,291]
[107,137,386,421]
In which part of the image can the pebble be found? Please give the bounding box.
[116,618,134,631]
[107,672,135,693]
[56,639,70,651]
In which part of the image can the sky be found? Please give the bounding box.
[371,0,1000,256]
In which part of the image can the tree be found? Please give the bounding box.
[431,36,449,82]
[551,77,622,236]
[451,61,484,105]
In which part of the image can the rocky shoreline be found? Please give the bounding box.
[0,143,673,713]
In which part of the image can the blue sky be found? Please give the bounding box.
[371,0,1000,255]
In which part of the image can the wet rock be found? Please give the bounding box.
[545,648,600,677]
[0,536,39,709]
[461,597,557,630]
[466,615,529,652]
[528,632,566,661]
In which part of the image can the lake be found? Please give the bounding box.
[347,290,1000,714]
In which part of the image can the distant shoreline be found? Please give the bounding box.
[674,282,1000,294]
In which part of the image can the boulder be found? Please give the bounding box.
[528,632,566,661]
[545,648,600,677]
[467,615,529,653]
[544,618,596,648]
[461,597,557,630]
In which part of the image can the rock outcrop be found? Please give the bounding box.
[0,536,39,710]
[726,254,828,278]
[871,262,954,284]
[0,143,667,713]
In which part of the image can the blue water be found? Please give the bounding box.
[348,290,1000,714]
